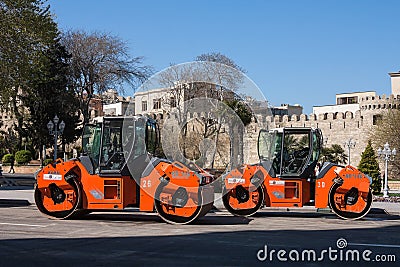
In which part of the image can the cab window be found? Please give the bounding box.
[145,120,158,155]
[281,131,310,175]
[100,120,125,172]
[82,123,101,169]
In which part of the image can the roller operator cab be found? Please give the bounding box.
[35,116,214,224]
[223,127,372,220]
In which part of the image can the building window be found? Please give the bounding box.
[373,115,382,125]
[153,98,161,110]
[170,97,176,108]
[337,96,358,105]
[142,101,147,111]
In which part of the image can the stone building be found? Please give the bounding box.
[102,89,134,116]
[271,104,303,116]
[133,87,170,118]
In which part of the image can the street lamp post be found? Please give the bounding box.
[377,143,396,198]
[22,137,27,150]
[47,115,65,161]
[344,138,356,166]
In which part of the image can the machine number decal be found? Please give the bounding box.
[317,181,326,188]
[269,180,285,186]
[171,171,190,179]
[344,174,363,179]
[142,179,152,188]
[43,174,62,181]
[227,178,245,184]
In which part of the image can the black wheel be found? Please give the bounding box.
[35,176,82,219]
[222,185,264,217]
[154,184,212,224]
[329,183,372,220]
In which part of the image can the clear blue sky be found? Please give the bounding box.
[48,0,400,113]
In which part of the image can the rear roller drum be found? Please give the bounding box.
[329,183,372,220]
[154,184,212,224]
[222,185,264,217]
[35,176,82,219]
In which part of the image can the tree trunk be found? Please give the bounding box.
[229,123,244,170]
[210,123,221,169]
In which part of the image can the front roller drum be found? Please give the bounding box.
[222,185,264,217]
[34,176,82,219]
[154,184,214,224]
[329,183,372,220]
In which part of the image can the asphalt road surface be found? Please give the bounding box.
[0,205,399,267]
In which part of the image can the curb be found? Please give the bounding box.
[0,199,31,207]
[0,186,34,190]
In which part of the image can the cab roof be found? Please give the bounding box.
[268,127,316,133]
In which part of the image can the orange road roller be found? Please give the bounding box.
[35,116,214,224]
[222,127,372,220]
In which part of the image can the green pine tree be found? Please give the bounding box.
[358,140,381,194]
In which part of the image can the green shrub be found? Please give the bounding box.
[2,154,14,164]
[15,150,32,165]
[43,158,53,166]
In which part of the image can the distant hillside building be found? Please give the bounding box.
[102,89,134,116]
[133,88,170,117]
[271,104,303,116]
[389,72,400,97]
[88,96,103,119]
[313,91,377,115]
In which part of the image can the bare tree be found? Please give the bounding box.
[157,63,204,160]
[157,53,248,169]
[194,53,247,169]
[195,52,246,74]
[158,63,195,126]
[61,30,152,124]
[368,110,400,177]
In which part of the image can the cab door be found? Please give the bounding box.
[86,119,125,209]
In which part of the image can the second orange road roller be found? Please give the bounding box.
[222,127,372,220]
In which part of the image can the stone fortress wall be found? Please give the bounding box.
[152,93,400,169]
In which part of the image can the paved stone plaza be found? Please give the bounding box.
[0,190,399,266]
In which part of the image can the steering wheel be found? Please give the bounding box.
[294,147,309,158]
[105,152,125,169]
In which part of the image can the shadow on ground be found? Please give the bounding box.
[0,225,399,267]
[72,211,253,226]
[0,199,30,207]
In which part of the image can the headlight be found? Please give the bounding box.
[34,168,41,180]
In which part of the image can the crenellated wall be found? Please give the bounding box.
[359,94,400,111]
[148,94,400,171]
